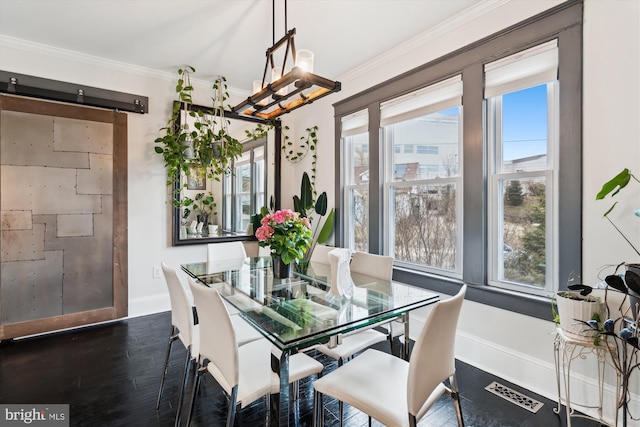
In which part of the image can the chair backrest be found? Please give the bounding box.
[310,244,334,264]
[187,277,239,388]
[407,285,467,417]
[161,262,195,347]
[350,251,393,281]
[207,241,247,264]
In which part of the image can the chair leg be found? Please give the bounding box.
[313,389,323,427]
[294,380,300,401]
[265,393,271,426]
[227,385,239,427]
[186,363,203,427]
[334,359,344,426]
[174,347,192,427]
[450,373,465,427]
[156,326,178,410]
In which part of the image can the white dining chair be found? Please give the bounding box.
[156,263,199,427]
[207,241,247,263]
[207,241,248,315]
[310,243,335,264]
[156,263,262,426]
[314,251,391,358]
[313,285,467,427]
[186,277,324,427]
[311,252,389,423]
[349,251,404,353]
[314,252,393,365]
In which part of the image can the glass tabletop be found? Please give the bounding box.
[181,257,439,351]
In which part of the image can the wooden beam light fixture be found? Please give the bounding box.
[232,1,341,119]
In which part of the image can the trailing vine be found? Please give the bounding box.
[282,125,319,197]
[245,123,320,198]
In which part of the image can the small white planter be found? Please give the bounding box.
[555,291,603,341]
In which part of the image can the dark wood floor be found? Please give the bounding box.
[0,312,603,426]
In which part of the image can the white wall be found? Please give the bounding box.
[1,0,638,421]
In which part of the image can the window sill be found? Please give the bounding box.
[393,266,553,321]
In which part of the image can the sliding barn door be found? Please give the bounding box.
[0,94,127,339]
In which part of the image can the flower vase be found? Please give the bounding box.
[272,255,291,279]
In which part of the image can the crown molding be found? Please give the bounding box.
[0,35,249,98]
[338,0,512,83]
[0,35,170,80]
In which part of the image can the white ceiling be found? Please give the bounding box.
[0,0,479,92]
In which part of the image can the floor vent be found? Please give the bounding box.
[484,381,544,414]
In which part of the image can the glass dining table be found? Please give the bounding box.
[182,256,439,426]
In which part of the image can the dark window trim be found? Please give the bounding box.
[334,0,583,321]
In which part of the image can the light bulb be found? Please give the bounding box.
[295,49,314,73]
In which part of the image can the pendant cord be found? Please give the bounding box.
[272,0,275,45]
[272,0,288,44]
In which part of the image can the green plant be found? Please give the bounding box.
[194,192,217,218]
[154,66,195,204]
[596,168,640,257]
[247,123,319,192]
[293,172,335,261]
[180,192,217,221]
[255,209,312,265]
[154,67,243,205]
[284,126,319,195]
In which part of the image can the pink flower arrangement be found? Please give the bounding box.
[255,209,312,264]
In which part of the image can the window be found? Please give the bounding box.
[342,110,369,251]
[334,1,582,319]
[486,40,559,295]
[381,75,463,275]
[222,138,266,234]
[417,145,439,155]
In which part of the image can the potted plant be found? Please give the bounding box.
[254,209,312,278]
[553,287,603,342]
[192,191,217,227]
[553,168,640,426]
[154,66,243,205]
[567,270,640,427]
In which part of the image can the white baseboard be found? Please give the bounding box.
[128,294,170,318]
[456,330,638,425]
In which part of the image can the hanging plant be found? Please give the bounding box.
[154,66,196,205]
[154,67,243,206]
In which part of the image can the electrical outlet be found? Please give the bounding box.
[152,266,162,279]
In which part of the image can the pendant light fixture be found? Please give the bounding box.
[232,0,341,119]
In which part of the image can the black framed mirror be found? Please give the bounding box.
[172,103,281,245]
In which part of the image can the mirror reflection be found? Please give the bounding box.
[173,108,280,245]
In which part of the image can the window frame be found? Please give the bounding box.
[486,82,560,296]
[222,137,267,234]
[333,0,582,320]
[343,131,370,251]
[383,104,464,277]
